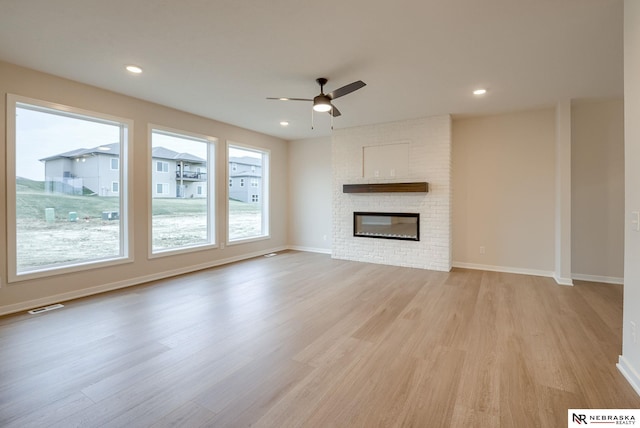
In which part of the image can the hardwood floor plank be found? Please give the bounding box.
[148,401,217,428]
[0,251,638,428]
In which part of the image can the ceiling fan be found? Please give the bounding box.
[267,77,366,118]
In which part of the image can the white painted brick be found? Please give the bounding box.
[332,115,452,271]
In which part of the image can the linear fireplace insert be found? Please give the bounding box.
[353,212,419,241]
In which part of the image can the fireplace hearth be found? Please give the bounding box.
[353,212,419,241]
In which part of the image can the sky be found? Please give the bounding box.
[16,106,261,181]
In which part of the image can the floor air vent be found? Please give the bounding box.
[28,304,64,315]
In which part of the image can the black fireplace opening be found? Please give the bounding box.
[353,212,419,241]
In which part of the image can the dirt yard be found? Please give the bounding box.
[16,211,262,272]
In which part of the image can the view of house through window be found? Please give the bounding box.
[151,128,215,253]
[228,144,269,241]
[12,100,128,275]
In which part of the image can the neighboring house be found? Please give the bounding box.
[40,144,208,198]
[151,146,207,199]
[40,143,122,196]
[228,156,262,203]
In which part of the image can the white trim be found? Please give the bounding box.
[148,124,217,258]
[6,94,134,283]
[0,245,287,317]
[572,273,624,285]
[618,355,640,398]
[553,275,574,286]
[452,261,555,279]
[226,141,270,245]
[288,245,332,255]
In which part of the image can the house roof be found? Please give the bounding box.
[229,156,262,167]
[152,147,206,164]
[40,144,206,164]
[0,1,623,141]
[39,143,120,162]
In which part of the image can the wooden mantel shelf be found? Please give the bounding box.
[343,182,429,193]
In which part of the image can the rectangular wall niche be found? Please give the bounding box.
[353,212,419,241]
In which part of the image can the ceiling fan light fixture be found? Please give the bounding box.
[313,95,332,112]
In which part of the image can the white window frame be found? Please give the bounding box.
[6,94,133,282]
[149,124,217,258]
[226,141,270,245]
[111,181,119,193]
[110,157,119,170]
[240,178,245,187]
[156,161,169,173]
[156,183,170,195]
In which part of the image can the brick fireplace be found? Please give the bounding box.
[332,115,452,271]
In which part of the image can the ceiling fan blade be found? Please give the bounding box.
[328,80,366,100]
[266,97,313,101]
[330,105,342,117]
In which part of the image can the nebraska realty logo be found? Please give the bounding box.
[568,409,639,426]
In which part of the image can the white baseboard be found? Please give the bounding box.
[287,245,332,255]
[572,273,624,285]
[553,274,574,286]
[452,261,555,280]
[618,355,640,398]
[0,245,288,317]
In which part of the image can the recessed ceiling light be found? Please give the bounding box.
[280,121,289,126]
[473,88,487,95]
[126,65,143,74]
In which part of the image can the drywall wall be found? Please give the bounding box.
[288,136,332,253]
[0,60,288,314]
[619,0,640,396]
[452,109,556,275]
[571,99,624,283]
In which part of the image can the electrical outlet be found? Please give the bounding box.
[631,321,637,344]
[479,246,486,255]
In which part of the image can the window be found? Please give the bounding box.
[231,163,237,171]
[151,127,216,254]
[7,95,131,280]
[156,183,169,195]
[110,157,119,170]
[229,179,232,187]
[251,178,258,187]
[228,143,269,242]
[156,161,169,173]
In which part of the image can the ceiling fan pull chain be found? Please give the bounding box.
[311,108,314,130]
[331,109,334,130]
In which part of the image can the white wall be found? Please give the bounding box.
[288,137,332,253]
[452,109,556,275]
[571,99,625,283]
[619,0,640,396]
[0,60,289,315]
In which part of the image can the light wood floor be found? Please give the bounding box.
[1,251,638,427]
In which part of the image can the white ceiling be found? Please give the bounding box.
[0,0,623,141]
